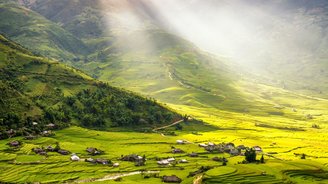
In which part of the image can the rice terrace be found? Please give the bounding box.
[0,0,328,183]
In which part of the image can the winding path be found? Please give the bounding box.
[96,171,160,182]
[152,119,184,132]
[74,171,160,183]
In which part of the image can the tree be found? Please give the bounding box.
[260,155,265,163]
[54,142,61,152]
[175,124,183,130]
[301,154,306,159]
[183,114,188,122]
[245,148,257,163]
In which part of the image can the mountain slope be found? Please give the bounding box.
[0,2,90,60]
[2,0,327,113]
[0,34,180,139]
[143,0,328,97]
[76,30,251,111]
[11,0,248,111]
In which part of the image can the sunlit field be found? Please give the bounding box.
[1,91,327,183]
[1,0,328,183]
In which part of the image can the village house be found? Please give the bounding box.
[229,149,240,156]
[189,152,198,157]
[70,154,80,161]
[253,146,263,152]
[157,158,175,165]
[41,130,53,137]
[208,142,215,146]
[121,154,145,166]
[113,163,120,167]
[86,147,102,155]
[6,129,15,135]
[157,160,170,165]
[46,123,56,128]
[179,159,188,163]
[172,148,184,154]
[7,140,21,147]
[167,158,175,162]
[198,143,207,147]
[162,175,182,183]
[32,147,47,155]
[57,149,70,155]
[39,151,47,156]
[237,145,246,150]
[46,145,56,152]
[85,158,96,163]
[225,142,235,150]
[205,143,224,153]
[121,154,143,162]
[96,158,110,165]
[205,145,216,152]
[135,159,145,166]
[212,156,228,163]
[212,156,222,162]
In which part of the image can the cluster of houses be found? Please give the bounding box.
[6,137,265,183]
[84,157,115,166]
[31,145,70,156]
[69,153,147,168]
[67,147,118,166]
[198,142,262,156]
[60,147,121,166]
[157,157,189,166]
[121,154,146,166]
[5,123,57,139]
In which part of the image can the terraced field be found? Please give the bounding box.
[0,115,327,184]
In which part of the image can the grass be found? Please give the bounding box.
[0,112,327,184]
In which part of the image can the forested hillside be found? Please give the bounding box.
[0,34,180,139]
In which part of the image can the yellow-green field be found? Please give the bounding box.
[1,95,327,184]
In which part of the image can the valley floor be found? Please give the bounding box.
[0,104,327,184]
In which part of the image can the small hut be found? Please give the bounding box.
[253,146,262,152]
[57,149,70,155]
[189,152,198,157]
[85,158,96,163]
[172,148,184,154]
[46,145,56,152]
[86,147,102,155]
[179,159,188,163]
[162,175,182,183]
[70,154,80,161]
[121,154,143,162]
[46,123,56,129]
[7,140,20,147]
[96,158,110,165]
